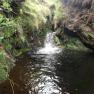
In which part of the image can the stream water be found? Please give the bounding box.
[0,32,94,94]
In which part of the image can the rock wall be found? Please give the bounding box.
[61,0,94,50]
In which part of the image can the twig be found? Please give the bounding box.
[8,78,15,94]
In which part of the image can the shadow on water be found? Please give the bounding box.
[0,49,94,94]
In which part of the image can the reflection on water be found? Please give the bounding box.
[24,55,62,94]
[0,50,94,94]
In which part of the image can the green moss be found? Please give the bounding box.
[64,38,88,50]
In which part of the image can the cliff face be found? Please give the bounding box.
[63,0,94,10]
[61,0,94,50]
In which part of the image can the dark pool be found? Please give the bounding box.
[0,49,94,94]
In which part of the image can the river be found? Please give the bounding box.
[0,32,94,94]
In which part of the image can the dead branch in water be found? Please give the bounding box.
[8,78,15,94]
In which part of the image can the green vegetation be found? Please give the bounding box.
[0,0,93,83]
[64,38,87,50]
[0,0,27,82]
[0,0,65,82]
[0,49,10,82]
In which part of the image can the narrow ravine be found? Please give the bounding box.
[0,0,94,94]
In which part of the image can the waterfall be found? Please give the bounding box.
[44,32,56,48]
[37,32,62,54]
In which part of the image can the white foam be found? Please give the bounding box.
[37,32,62,54]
